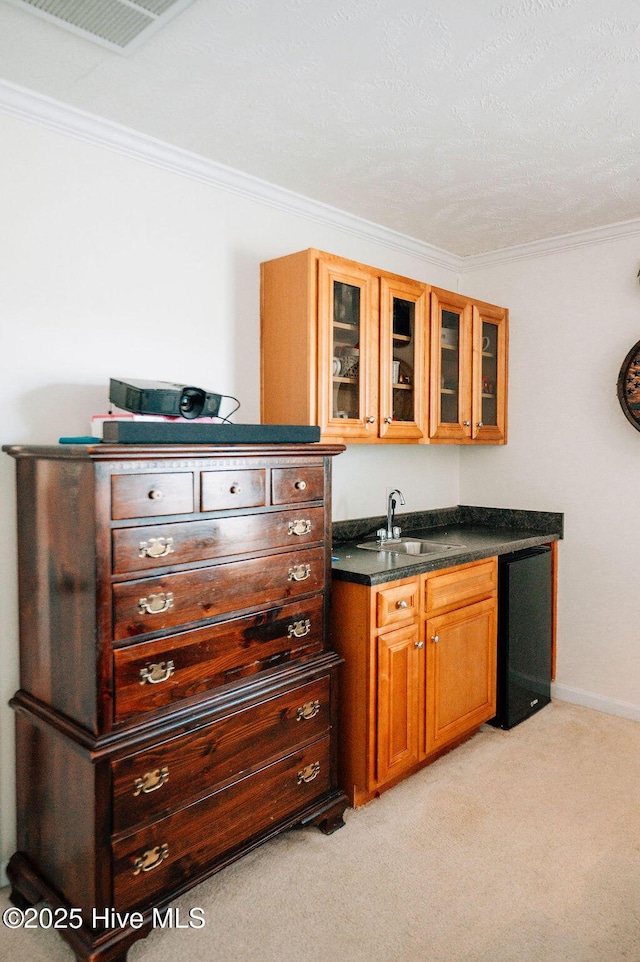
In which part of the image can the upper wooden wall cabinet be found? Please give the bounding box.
[260,249,508,445]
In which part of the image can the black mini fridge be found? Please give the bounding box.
[489,546,552,730]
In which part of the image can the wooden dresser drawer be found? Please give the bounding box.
[201,469,266,511]
[112,473,194,520]
[113,546,326,640]
[424,557,497,614]
[112,507,325,574]
[112,675,331,833]
[376,580,419,629]
[271,466,324,504]
[112,735,331,911]
[113,595,325,722]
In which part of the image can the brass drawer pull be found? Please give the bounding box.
[294,480,307,491]
[288,519,312,536]
[287,618,311,639]
[133,766,169,797]
[288,564,311,582]
[297,761,320,784]
[296,700,320,721]
[138,537,174,559]
[133,843,169,875]
[138,592,174,615]
[139,660,175,685]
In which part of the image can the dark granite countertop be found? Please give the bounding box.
[331,505,563,586]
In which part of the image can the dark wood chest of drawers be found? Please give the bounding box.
[3,442,347,962]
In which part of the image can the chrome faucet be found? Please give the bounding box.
[379,489,405,542]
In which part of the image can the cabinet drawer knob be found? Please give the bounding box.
[287,618,311,639]
[229,484,242,494]
[296,700,320,721]
[139,660,175,685]
[288,519,312,536]
[148,489,163,501]
[133,766,169,797]
[288,563,311,582]
[415,640,425,649]
[366,416,376,423]
[294,480,307,491]
[384,417,392,424]
[463,421,471,427]
[477,422,484,428]
[431,634,440,644]
[138,537,174,559]
[133,843,169,876]
[396,599,408,609]
[297,761,320,784]
[138,592,174,615]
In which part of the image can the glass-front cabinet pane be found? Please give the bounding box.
[318,258,376,438]
[430,290,471,440]
[380,278,427,440]
[472,303,508,442]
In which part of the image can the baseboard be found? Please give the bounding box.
[551,683,640,722]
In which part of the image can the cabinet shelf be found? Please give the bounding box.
[333,376,358,385]
[441,388,457,396]
[393,332,412,343]
[393,382,413,391]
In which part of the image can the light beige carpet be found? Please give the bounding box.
[1,700,638,962]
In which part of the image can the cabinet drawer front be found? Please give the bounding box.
[112,736,331,911]
[271,466,324,504]
[425,558,497,613]
[201,469,266,511]
[112,473,194,520]
[113,546,326,640]
[113,507,325,574]
[376,580,419,628]
[113,595,325,721]
[112,676,331,833]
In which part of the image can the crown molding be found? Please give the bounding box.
[0,79,460,273]
[461,217,640,272]
[3,79,638,274]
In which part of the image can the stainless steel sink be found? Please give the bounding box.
[356,538,465,556]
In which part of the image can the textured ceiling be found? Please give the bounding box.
[1,0,640,255]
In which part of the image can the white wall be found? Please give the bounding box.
[460,239,640,716]
[0,109,461,868]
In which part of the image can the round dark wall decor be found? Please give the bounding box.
[617,339,640,431]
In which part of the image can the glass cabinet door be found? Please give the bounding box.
[472,303,508,442]
[379,278,428,440]
[430,290,472,440]
[317,259,376,438]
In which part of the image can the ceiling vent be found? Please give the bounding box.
[5,0,197,54]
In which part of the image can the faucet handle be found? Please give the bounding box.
[392,525,401,540]
[376,528,387,543]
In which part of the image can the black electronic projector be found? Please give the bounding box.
[109,378,222,420]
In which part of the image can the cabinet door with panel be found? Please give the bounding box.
[430,288,508,444]
[425,597,497,754]
[376,622,423,784]
[379,276,428,441]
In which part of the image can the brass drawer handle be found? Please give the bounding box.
[294,480,307,491]
[297,761,320,784]
[288,564,311,582]
[138,537,174,559]
[288,519,312,536]
[296,700,320,721]
[133,766,169,797]
[138,592,174,615]
[139,660,175,685]
[133,843,169,875]
[287,618,311,639]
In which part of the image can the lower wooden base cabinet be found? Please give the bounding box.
[4,442,347,962]
[331,557,497,807]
